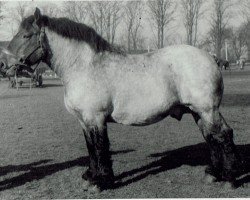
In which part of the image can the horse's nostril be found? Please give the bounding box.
[0,61,6,68]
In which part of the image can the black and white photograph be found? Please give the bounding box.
[0,0,249,198]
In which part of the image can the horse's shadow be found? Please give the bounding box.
[0,144,249,191]
[0,149,133,191]
[113,143,250,189]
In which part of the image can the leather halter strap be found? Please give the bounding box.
[6,27,47,77]
[20,26,46,65]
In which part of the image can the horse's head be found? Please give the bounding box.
[7,8,51,71]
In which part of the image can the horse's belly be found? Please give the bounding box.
[111,93,177,125]
[111,106,171,125]
[111,112,168,126]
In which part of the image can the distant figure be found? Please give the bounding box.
[211,54,230,70]
[238,58,246,70]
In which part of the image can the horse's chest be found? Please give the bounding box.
[63,77,112,116]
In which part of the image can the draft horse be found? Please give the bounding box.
[3,8,241,192]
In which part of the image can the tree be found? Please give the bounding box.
[229,25,248,60]
[240,0,250,22]
[63,1,89,23]
[0,2,4,24]
[124,1,145,52]
[8,2,30,25]
[147,0,176,49]
[209,0,232,58]
[5,2,31,36]
[87,1,122,44]
[180,0,205,46]
[40,3,61,18]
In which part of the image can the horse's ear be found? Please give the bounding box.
[34,7,42,23]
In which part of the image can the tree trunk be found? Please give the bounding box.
[157,24,161,49]
[161,24,164,48]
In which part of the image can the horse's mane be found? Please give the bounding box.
[21,15,125,55]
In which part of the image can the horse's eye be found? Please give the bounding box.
[23,34,32,39]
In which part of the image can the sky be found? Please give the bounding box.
[0,0,246,47]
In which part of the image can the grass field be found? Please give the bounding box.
[0,68,249,199]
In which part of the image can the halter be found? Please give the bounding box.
[20,26,46,65]
[10,26,49,76]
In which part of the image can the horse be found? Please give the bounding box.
[220,60,230,70]
[3,8,241,192]
[212,55,230,70]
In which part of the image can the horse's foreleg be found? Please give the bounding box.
[82,124,114,191]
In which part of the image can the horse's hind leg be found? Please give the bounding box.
[217,113,241,183]
[192,109,240,185]
[81,121,114,192]
[191,111,223,182]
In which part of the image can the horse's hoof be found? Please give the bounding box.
[204,174,217,184]
[83,180,101,193]
[88,184,101,194]
[223,181,237,190]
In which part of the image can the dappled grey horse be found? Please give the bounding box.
[2,8,241,193]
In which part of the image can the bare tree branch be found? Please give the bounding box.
[147,0,176,49]
[63,1,88,23]
[0,2,5,26]
[124,1,145,52]
[40,3,61,18]
[229,24,248,60]
[181,0,205,46]
[209,0,232,58]
[5,2,32,36]
[8,2,30,25]
[87,1,123,44]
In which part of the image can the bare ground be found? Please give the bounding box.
[0,69,249,199]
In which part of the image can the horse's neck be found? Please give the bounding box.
[45,28,95,78]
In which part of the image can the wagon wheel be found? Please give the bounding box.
[37,75,43,87]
